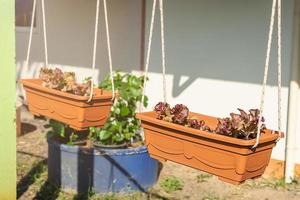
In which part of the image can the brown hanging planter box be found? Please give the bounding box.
[136,111,279,185]
[21,79,113,130]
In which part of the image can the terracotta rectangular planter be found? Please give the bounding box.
[136,111,279,185]
[21,79,113,130]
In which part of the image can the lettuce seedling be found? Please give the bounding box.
[215,108,266,140]
[154,102,266,140]
[154,102,211,131]
[39,67,91,96]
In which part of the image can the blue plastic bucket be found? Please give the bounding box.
[47,138,159,193]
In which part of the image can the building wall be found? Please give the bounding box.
[142,0,298,162]
[16,0,143,83]
[294,2,300,167]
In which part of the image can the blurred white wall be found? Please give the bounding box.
[16,0,143,82]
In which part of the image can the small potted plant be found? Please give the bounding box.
[90,72,148,149]
[47,72,159,194]
[136,102,281,185]
[21,67,113,130]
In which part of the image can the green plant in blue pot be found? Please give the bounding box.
[45,72,159,193]
[90,72,148,148]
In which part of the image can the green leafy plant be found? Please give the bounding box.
[90,72,148,146]
[159,176,183,193]
[202,193,225,200]
[47,119,86,146]
[67,132,79,146]
[102,194,117,200]
[46,119,66,138]
[197,173,213,183]
[244,177,287,189]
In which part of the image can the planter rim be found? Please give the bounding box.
[21,79,113,101]
[136,111,279,147]
[93,141,129,149]
[47,137,148,156]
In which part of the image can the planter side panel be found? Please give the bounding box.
[26,90,111,130]
[144,128,274,184]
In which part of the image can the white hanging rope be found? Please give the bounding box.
[26,0,48,67]
[88,0,115,102]
[26,0,114,103]
[41,0,49,66]
[141,0,157,111]
[141,0,167,110]
[25,0,37,67]
[277,0,282,139]
[103,0,115,100]
[159,0,167,103]
[88,0,101,102]
[253,0,278,149]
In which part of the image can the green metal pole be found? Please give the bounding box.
[0,0,16,199]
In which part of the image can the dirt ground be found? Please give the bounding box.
[17,106,300,200]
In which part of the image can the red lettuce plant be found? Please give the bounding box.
[40,68,64,89]
[153,102,266,140]
[215,108,266,140]
[187,118,211,131]
[39,67,91,96]
[154,102,173,122]
[154,102,211,131]
[171,104,189,125]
